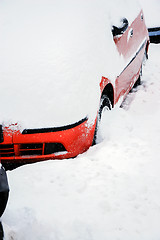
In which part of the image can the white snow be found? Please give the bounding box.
[139,0,160,27]
[0,0,140,129]
[2,44,160,240]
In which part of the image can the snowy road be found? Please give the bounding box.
[2,44,160,240]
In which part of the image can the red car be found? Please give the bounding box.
[0,0,149,168]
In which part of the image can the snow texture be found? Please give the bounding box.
[2,44,160,240]
[139,0,160,27]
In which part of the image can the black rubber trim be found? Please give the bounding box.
[149,35,160,44]
[118,39,147,77]
[148,27,160,33]
[22,117,88,134]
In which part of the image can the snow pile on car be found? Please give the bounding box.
[0,0,140,129]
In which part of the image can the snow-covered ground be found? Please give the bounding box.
[1,44,160,240]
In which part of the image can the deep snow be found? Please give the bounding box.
[2,44,160,240]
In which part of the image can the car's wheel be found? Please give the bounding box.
[0,191,9,218]
[92,95,111,145]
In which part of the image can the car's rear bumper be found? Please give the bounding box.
[0,118,95,165]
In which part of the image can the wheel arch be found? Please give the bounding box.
[101,83,114,108]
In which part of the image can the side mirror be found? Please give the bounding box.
[112,18,129,37]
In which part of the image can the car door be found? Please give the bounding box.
[113,11,149,104]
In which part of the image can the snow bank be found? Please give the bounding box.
[2,44,160,240]
[0,0,140,129]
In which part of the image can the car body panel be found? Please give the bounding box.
[101,11,149,105]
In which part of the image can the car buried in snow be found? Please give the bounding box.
[0,0,149,168]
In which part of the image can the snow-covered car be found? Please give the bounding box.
[0,0,149,167]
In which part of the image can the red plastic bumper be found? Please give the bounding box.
[0,118,96,164]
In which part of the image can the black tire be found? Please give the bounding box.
[0,191,9,218]
[92,95,111,145]
[98,95,111,119]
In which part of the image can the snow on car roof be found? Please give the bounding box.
[0,0,141,129]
